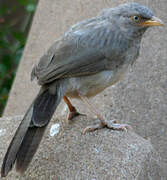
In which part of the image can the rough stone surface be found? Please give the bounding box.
[2,0,167,178]
[0,115,164,180]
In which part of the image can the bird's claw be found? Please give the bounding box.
[83,120,132,134]
[83,124,104,134]
[104,121,132,131]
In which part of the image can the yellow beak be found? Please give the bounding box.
[139,16,164,27]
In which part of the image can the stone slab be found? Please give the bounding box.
[0,115,164,179]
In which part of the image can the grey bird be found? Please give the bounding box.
[1,2,164,177]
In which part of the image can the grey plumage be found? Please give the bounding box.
[31,3,152,86]
[1,2,163,177]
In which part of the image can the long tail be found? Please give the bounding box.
[1,82,63,177]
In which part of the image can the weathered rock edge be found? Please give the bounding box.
[0,115,164,180]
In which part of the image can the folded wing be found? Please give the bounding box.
[31,19,112,85]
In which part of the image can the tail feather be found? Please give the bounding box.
[32,89,60,127]
[1,103,34,177]
[1,84,63,177]
[16,126,46,173]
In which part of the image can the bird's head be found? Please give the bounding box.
[109,3,164,37]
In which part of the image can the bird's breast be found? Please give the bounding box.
[66,63,129,98]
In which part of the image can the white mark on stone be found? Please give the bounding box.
[0,129,6,136]
[50,124,60,137]
[94,148,99,153]
[129,144,138,151]
[61,104,68,115]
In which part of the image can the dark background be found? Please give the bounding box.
[0,0,38,116]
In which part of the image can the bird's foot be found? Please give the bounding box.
[83,120,131,134]
[67,110,86,122]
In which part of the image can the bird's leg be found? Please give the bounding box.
[63,96,85,121]
[78,93,131,133]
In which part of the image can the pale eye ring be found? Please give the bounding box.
[132,15,140,22]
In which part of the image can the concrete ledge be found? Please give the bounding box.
[0,115,163,179]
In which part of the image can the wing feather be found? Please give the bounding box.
[31,20,112,85]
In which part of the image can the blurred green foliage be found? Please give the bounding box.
[0,0,38,116]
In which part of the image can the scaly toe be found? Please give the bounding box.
[83,121,132,134]
[105,121,132,131]
[83,123,104,134]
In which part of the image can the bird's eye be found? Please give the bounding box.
[132,15,140,22]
